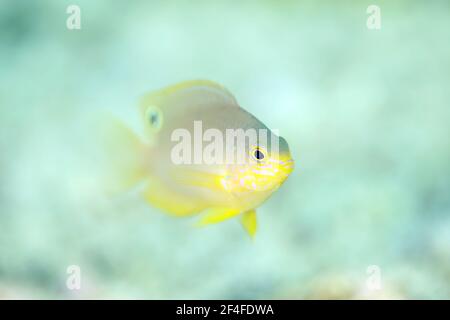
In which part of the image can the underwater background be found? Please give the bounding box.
[0,0,449,299]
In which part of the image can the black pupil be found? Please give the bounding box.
[254,149,264,160]
[150,112,158,125]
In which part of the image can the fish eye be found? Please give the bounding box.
[145,105,163,131]
[252,147,266,161]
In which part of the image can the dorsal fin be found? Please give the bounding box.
[139,80,238,114]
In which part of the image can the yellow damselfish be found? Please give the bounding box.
[104,80,294,237]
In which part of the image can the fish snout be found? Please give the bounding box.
[280,159,295,176]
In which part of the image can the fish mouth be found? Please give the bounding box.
[265,156,294,176]
[279,159,295,176]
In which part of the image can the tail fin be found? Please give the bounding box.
[97,113,146,194]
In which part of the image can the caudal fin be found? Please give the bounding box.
[97,113,146,194]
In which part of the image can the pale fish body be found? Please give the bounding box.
[108,80,294,237]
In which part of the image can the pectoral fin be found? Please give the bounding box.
[143,179,206,216]
[240,210,257,238]
[171,167,225,191]
[196,207,241,226]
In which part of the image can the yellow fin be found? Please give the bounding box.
[240,210,258,238]
[196,207,241,226]
[139,80,238,116]
[171,167,225,191]
[98,114,146,193]
[143,179,207,216]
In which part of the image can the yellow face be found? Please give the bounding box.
[250,147,294,191]
[221,142,294,194]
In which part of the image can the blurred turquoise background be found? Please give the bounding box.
[0,0,449,299]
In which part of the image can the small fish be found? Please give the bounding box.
[104,80,294,237]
